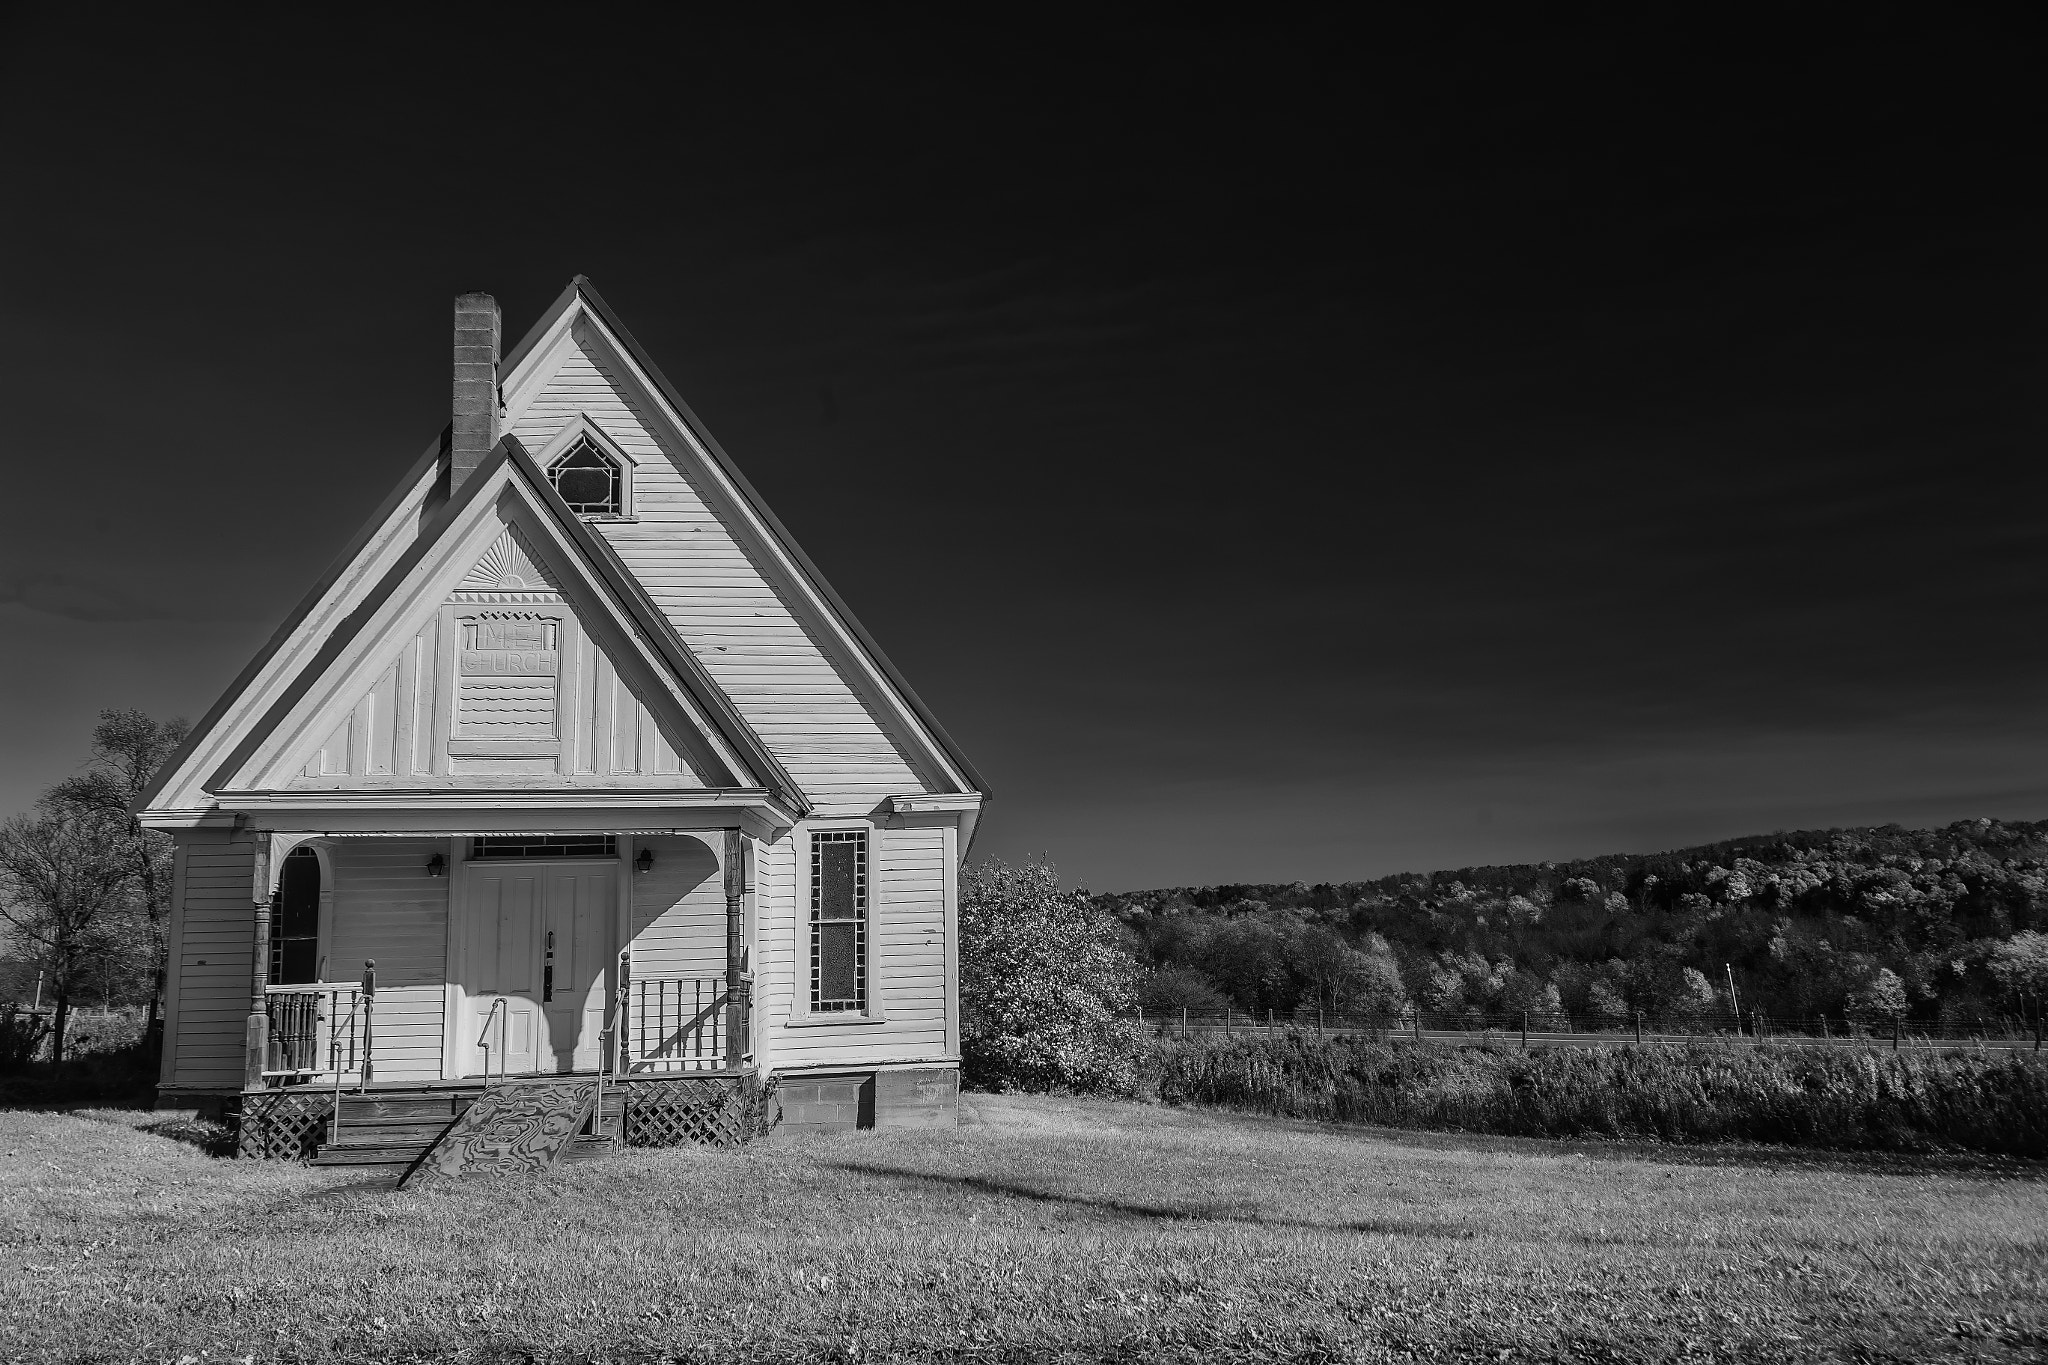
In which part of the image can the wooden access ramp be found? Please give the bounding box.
[394,1079,614,1188]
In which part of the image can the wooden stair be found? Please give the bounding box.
[312,1084,622,1178]
[396,1079,603,1187]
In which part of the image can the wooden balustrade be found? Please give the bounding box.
[261,979,368,1079]
[622,976,750,1073]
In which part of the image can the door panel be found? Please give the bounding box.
[463,871,544,1075]
[543,869,616,1073]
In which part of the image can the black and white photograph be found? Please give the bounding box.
[0,11,2043,1363]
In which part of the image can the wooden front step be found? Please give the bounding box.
[397,1079,601,1186]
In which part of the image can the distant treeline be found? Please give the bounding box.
[1094,818,2048,1031]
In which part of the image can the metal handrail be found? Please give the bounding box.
[327,989,368,1148]
[593,948,631,1142]
[476,996,508,1083]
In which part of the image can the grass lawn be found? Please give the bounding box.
[2,1096,2043,1364]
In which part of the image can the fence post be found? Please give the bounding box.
[1413,1012,1422,1044]
[1634,1011,1643,1045]
[1892,1016,1900,1053]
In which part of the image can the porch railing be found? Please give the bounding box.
[621,975,751,1073]
[262,978,369,1080]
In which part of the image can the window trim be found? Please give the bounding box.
[531,414,639,522]
[269,840,335,985]
[791,824,889,1025]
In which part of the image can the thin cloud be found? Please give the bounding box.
[0,575,173,623]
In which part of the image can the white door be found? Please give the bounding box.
[541,867,615,1073]
[462,863,616,1076]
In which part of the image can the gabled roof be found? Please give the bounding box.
[502,276,991,799]
[141,435,806,816]
[140,278,986,819]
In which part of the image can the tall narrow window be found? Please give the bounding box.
[271,847,320,984]
[810,830,867,1012]
[547,435,622,515]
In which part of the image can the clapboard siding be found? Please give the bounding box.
[764,825,950,1070]
[170,833,256,1090]
[511,343,932,811]
[326,840,448,1081]
[626,834,726,982]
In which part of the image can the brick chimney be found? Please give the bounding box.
[451,292,502,492]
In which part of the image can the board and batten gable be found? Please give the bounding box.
[279,531,707,787]
[225,487,755,795]
[503,309,960,817]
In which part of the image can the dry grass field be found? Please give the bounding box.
[1,1094,2043,1364]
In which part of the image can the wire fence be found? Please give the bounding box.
[1125,1005,2045,1050]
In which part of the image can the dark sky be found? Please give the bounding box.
[0,14,2041,890]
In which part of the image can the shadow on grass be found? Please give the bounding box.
[829,1159,1477,1239]
[65,1108,238,1158]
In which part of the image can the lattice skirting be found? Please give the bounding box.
[624,1074,778,1148]
[237,1089,333,1160]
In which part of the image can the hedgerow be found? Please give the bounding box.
[1142,1030,2048,1157]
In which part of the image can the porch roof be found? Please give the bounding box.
[164,788,800,841]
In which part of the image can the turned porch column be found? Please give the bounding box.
[723,829,747,1067]
[243,836,275,1090]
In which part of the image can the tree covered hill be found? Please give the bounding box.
[1092,818,2048,1029]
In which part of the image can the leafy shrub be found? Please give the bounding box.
[1142,1031,2048,1158]
[0,1007,49,1071]
[0,1036,158,1107]
[960,859,1143,1093]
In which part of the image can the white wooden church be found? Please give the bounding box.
[138,282,986,1170]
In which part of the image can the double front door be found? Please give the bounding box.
[461,862,616,1076]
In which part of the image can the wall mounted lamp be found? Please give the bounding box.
[635,847,654,874]
[426,853,446,877]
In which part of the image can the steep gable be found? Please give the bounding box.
[144,440,803,814]
[501,285,987,815]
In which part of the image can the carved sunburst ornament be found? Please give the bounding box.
[459,528,559,593]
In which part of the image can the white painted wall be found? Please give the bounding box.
[165,830,256,1092]
[757,821,952,1073]
[324,839,448,1082]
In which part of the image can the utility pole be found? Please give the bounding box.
[1725,964,1741,1036]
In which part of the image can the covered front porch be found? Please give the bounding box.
[224,798,790,1162]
